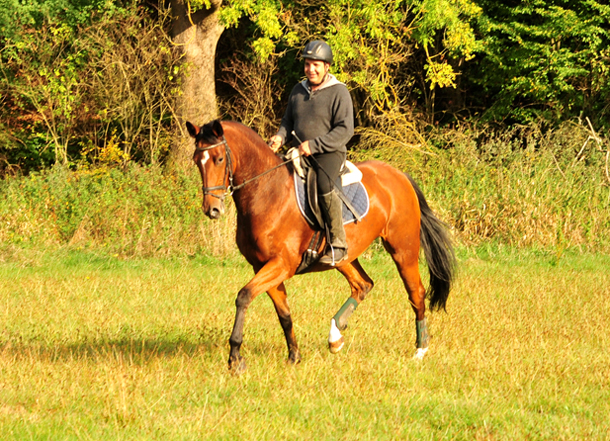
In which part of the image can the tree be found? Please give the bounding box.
[0,0,118,168]
[219,0,481,124]
[464,0,610,127]
[0,1,181,172]
[169,0,224,165]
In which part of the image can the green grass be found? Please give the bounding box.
[1,247,609,440]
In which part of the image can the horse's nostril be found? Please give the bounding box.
[209,208,221,219]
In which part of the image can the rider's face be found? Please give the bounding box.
[304,59,329,86]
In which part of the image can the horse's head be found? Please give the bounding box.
[187,119,233,220]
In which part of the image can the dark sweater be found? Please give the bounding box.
[276,75,354,155]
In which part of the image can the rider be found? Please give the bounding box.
[268,40,354,266]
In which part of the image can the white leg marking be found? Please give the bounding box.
[328,318,344,354]
[413,347,429,360]
[329,318,342,343]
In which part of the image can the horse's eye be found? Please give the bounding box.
[217,156,224,164]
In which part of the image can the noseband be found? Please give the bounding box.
[195,137,235,201]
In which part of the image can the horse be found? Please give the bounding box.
[187,119,455,374]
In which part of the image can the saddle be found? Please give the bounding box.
[286,148,369,231]
[285,149,369,274]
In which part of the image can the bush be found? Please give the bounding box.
[0,164,237,258]
[355,114,610,252]
[2,115,608,258]
[0,2,180,174]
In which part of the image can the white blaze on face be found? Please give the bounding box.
[200,151,210,167]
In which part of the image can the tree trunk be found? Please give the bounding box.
[170,0,224,166]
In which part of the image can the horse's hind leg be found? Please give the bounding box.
[267,282,301,364]
[329,259,374,353]
[383,239,430,359]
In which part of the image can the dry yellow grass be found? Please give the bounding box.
[1,248,609,439]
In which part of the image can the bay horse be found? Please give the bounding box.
[187,119,455,374]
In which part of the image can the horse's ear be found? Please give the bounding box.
[186,121,199,138]
[211,120,224,138]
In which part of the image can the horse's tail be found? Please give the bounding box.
[405,174,456,311]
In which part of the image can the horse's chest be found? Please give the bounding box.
[235,218,277,261]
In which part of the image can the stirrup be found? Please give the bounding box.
[318,247,348,266]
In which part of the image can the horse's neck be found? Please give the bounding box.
[229,132,290,214]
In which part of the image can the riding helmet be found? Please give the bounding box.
[301,40,333,65]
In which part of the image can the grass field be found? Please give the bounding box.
[1,246,609,440]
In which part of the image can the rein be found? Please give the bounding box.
[195,136,297,199]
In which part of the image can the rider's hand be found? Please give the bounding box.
[268,135,283,152]
[299,140,312,157]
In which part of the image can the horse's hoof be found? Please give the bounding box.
[412,347,428,360]
[229,356,247,375]
[328,336,344,354]
[287,352,302,365]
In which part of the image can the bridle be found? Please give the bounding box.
[195,136,298,202]
[195,137,234,201]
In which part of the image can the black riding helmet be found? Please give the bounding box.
[301,40,333,65]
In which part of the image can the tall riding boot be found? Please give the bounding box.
[318,191,348,266]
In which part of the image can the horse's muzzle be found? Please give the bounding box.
[207,207,223,219]
[201,190,226,219]
[203,202,225,220]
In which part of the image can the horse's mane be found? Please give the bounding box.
[198,120,267,149]
[199,120,282,167]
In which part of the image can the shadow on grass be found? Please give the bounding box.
[0,326,227,363]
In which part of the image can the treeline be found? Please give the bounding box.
[0,0,609,254]
[1,0,609,173]
[218,0,610,135]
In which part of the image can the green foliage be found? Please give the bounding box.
[0,1,180,173]
[219,0,481,121]
[3,22,89,165]
[412,0,482,79]
[188,0,213,11]
[0,0,118,40]
[424,59,457,89]
[354,115,610,252]
[218,0,610,128]
[220,0,284,61]
[467,0,610,127]
[2,118,608,257]
[0,164,237,257]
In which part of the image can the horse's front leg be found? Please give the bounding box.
[228,260,290,374]
[268,282,301,364]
